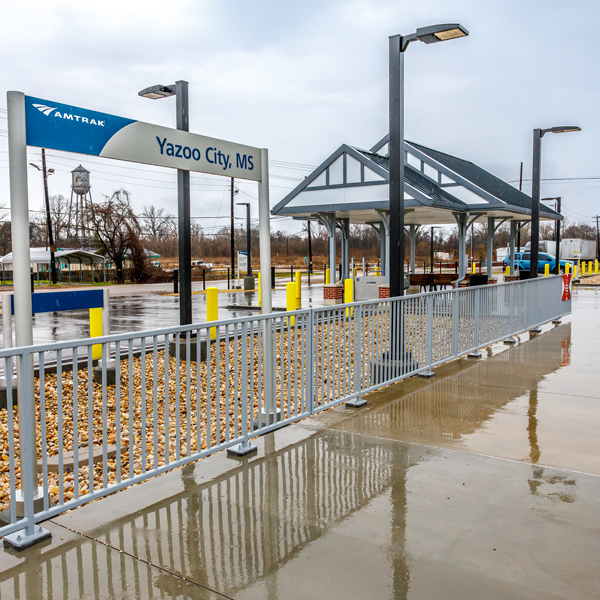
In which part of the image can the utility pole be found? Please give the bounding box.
[596,215,600,260]
[41,149,58,284]
[230,177,235,280]
[307,220,313,273]
[517,161,523,252]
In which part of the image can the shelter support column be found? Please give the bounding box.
[336,218,350,281]
[318,213,337,284]
[487,217,494,278]
[409,225,416,274]
[454,213,468,286]
[376,209,390,283]
[509,221,517,275]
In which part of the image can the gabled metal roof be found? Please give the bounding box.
[271,137,562,224]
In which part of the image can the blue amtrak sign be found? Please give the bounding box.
[23,95,262,181]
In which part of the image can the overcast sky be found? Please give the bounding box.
[1,0,598,236]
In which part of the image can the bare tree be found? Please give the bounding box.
[140,205,175,240]
[87,189,142,283]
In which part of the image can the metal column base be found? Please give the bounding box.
[552,319,562,325]
[504,337,517,345]
[227,441,257,457]
[530,327,542,334]
[468,351,482,358]
[346,397,367,408]
[3,525,51,551]
[418,369,435,378]
[253,408,282,430]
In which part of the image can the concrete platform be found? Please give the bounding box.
[0,288,598,599]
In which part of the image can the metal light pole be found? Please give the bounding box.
[430,226,441,274]
[30,149,57,284]
[530,126,580,279]
[139,81,192,324]
[389,23,468,298]
[237,200,253,272]
[541,197,562,274]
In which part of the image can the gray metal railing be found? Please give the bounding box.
[0,275,571,543]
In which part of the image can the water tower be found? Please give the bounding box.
[69,165,92,245]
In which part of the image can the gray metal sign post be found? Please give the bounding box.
[6,91,51,548]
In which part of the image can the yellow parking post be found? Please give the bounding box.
[295,271,301,308]
[565,263,570,275]
[472,261,476,274]
[595,259,599,275]
[375,266,380,276]
[544,263,550,277]
[589,261,593,275]
[505,265,510,276]
[89,307,103,359]
[344,278,354,317]
[353,267,357,279]
[325,268,330,284]
[258,272,261,307]
[574,263,578,278]
[207,287,218,339]
[286,282,296,326]
[582,262,586,277]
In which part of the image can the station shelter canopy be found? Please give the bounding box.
[272,135,561,226]
[271,135,561,284]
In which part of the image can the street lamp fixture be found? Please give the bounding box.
[139,80,192,325]
[138,84,176,100]
[389,23,468,300]
[530,125,581,279]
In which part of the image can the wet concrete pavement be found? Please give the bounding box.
[0,288,599,599]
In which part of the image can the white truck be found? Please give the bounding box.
[524,240,558,256]
[191,260,214,269]
[560,239,597,261]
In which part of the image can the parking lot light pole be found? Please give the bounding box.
[389,23,468,298]
[530,126,580,279]
[139,81,192,325]
[236,202,252,276]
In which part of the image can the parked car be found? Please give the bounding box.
[503,252,523,269]
[512,252,571,274]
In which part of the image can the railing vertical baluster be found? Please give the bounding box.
[39,352,49,511]
[164,333,171,465]
[101,345,108,490]
[140,338,146,474]
[152,336,158,469]
[114,341,121,485]
[307,309,315,415]
[5,357,16,522]
[87,346,94,494]
[128,340,134,480]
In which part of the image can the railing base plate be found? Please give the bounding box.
[3,525,51,551]
[552,319,561,325]
[530,328,542,334]
[345,397,367,408]
[227,443,258,458]
[418,370,435,378]
[504,338,517,345]
[468,351,482,358]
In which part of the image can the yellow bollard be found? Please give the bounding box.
[565,263,570,275]
[295,271,301,308]
[89,307,103,359]
[375,266,380,276]
[582,262,586,277]
[344,278,354,317]
[353,267,357,280]
[472,261,476,274]
[325,268,330,285]
[544,263,550,277]
[589,261,593,275]
[595,259,599,275]
[286,282,296,326]
[505,265,510,276]
[258,272,261,307]
[207,287,218,339]
[574,264,578,278]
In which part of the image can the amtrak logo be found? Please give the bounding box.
[32,104,57,116]
[32,103,104,127]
